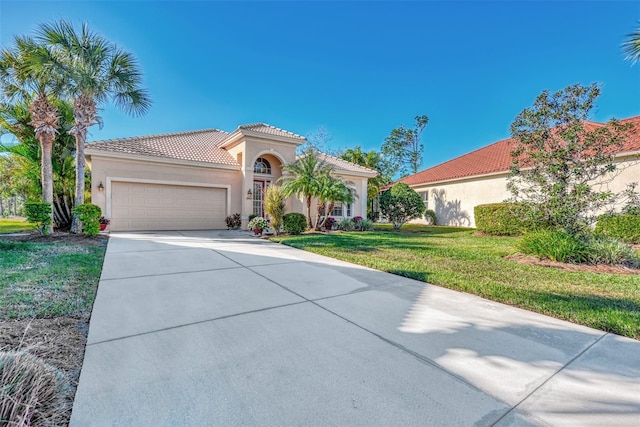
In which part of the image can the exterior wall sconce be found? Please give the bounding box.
[246,189,253,199]
[97,182,105,192]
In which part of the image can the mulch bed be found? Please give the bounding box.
[506,253,640,275]
[0,230,107,246]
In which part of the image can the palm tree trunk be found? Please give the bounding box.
[306,195,313,229]
[70,94,96,233]
[315,201,326,231]
[321,202,335,228]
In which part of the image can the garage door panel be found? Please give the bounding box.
[111,182,226,231]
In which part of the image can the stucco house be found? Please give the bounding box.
[86,123,377,232]
[399,115,640,228]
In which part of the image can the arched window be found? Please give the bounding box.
[254,158,272,174]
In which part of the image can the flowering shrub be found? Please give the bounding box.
[325,217,337,228]
[248,216,268,231]
[353,216,363,223]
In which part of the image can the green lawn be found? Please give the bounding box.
[0,217,34,234]
[272,226,640,339]
[0,239,106,319]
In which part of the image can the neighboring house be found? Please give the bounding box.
[86,123,377,232]
[399,115,640,228]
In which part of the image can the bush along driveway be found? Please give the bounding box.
[272,226,640,340]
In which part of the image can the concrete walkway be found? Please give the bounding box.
[71,231,640,426]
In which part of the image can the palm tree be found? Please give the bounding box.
[317,177,355,229]
[280,149,333,229]
[1,98,79,228]
[0,36,62,233]
[623,22,640,64]
[36,20,151,232]
[341,146,387,215]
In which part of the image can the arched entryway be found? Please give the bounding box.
[251,153,284,217]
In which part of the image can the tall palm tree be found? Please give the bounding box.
[0,36,62,233]
[1,98,79,228]
[622,22,640,64]
[36,20,151,232]
[280,149,333,229]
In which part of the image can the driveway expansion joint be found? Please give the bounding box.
[489,332,609,426]
[99,265,244,281]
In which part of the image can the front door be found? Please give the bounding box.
[253,180,271,217]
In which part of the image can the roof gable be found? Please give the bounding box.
[402,115,640,187]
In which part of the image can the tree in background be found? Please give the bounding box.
[280,149,334,229]
[381,115,428,178]
[36,20,151,233]
[340,146,387,217]
[0,36,62,233]
[264,185,286,236]
[379,183,424,230]
[622,21,640,64]
[508,83,635,235]
[299,126,335,155]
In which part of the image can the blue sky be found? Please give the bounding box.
[1,1,639,170]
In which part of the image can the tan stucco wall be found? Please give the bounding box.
[89,155,242,219]
[409,155,640,228]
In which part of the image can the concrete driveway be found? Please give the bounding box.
[71,231,640,426]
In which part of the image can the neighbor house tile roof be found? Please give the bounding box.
[86,129,238,166]
[401,115,640,187]
[238,123,306,140]
[319,153,379,176]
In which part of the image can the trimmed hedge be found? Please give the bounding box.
[24,202,52,235]
[73,203,102,236]
[595,213,640,244]
[283,213,307,235]
[474,203,530,236]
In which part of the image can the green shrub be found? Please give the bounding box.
[379,183,425,230]
[247,216,268,232]
[73,203,102,236]
[0,351,69,426]
[595,213,640,243]
[424,209,437,225]
[225,213,242,229]
[248,214,258,222]
[283,213,307,235]
[24,202,52,235]
[337,219,355,231]
[519,229,587,263]
[474,203,531,236]
[581,234,639,267]
[358,219,374,231]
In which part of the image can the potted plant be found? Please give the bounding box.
[247,216,268,236]
[225,213,242,230]
[99,217,110,231]
[324,216,337,231]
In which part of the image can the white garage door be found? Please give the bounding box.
[110,182,227,231]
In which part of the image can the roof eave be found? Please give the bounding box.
[85,149,241,171]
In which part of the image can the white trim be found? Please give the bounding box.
[105,177,231,218]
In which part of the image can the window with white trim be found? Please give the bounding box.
[419,191,428,209]
[331,202,352,217]
[254,158,272,175]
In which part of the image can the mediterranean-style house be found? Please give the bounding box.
[399,115,640,228]
[86,123,377,232]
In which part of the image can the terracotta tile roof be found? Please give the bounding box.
[318,152,379,177]
[86,129,238,166]
[401,115,640,187]
[238,123,306,140]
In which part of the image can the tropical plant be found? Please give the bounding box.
[36,20,151,233]
[316,176,355,230]
[423,209,437,225]
[622,21,640,64]
[508,83,635,235]
[379,183,425,230]
[1,98,79,228]
[337,218,356,231]
[264,185,286,236]
[358,218,374,231]
[381,115,429,178]
[0,35,63,233]
[340,146,389,201]
[282,212,307,235]
[280,149,333,229]
[248,216,268,233]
